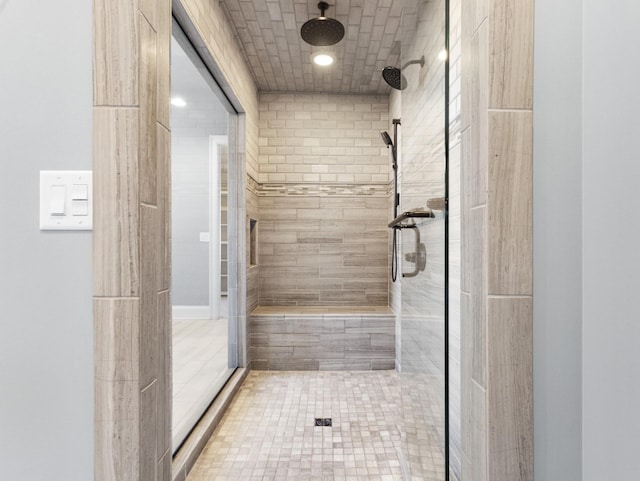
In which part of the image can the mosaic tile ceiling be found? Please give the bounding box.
[220,0,403,94]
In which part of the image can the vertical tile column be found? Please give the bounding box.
[460,0,534,480]
[93,0,172,480]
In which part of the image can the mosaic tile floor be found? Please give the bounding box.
[186,371,446,481]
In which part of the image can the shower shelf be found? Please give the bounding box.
[388,210,435,229]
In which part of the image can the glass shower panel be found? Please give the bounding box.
[396,0,448,479]
[170,35,238,452]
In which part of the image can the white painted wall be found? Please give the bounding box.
[535,0,640,479]
[172,135,212,306]
[582,1,640,479]
[533,0,583,479]
[0,1,93,480]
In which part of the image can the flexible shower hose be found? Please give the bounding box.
[391,228,398,282]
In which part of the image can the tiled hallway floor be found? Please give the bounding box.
[186,371,445,481]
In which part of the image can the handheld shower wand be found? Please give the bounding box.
[381,119,401,282]
[380,119,401,218]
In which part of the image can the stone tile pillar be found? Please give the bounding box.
[460,0,534,479]
[93,0,172,479]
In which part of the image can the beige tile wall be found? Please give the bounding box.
[460,0,534,479]
[93,0,172,479]
[257,93,392,307]
[258,193,390,306]
[249,308,396,371]
[258,93,390,184]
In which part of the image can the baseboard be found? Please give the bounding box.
[172,305,210,320]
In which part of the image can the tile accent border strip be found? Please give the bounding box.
[248,174,392,198]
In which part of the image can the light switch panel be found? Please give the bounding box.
[71,184,89,200]
[72,200,89,216]
[40,171,92,230]
[50,185,66,215]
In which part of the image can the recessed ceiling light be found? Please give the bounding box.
[311,52,335,66]
[171,97,187,107]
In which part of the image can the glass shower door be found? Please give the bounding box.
[394,0,451,479]
[170,31,239,452]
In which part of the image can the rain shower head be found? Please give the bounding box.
[382,67,407,91]
[382,56,426,90]
[380,131,394,147]
[301,2,345,47]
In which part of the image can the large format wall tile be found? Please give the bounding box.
[138,14,158,206]
[139,204,160,389]
[470,206,487,387]
[138,0,157,32]
[469,22,489,208]
[487,297,533,481]
[461,127,472,293]
[470,380,488,481]
[139,380,158,481]
[93,0,139,106]
[155,0,171,129]
[249,309,395,370]
[460,292,472,459]
[95,378,140,481]
[93,108,140,297]
[487,111,533,295]
[157,124,171,291]
[258,193,390,306]
[488,0,534,109]
[95,298,139,382]
[157,290,171,460]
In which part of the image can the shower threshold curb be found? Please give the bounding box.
[172,367,249,481]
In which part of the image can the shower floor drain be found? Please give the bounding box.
[314,418,332,427]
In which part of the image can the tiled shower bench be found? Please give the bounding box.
[249,306,396,371]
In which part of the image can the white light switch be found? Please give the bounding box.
[40,171,92,230]
[72,200,89,216]
[71,184,89,200]
[50,185,66,215]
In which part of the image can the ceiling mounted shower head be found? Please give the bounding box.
[382,56,426,90]
[301,2,345,47]
[382,66,407,91]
